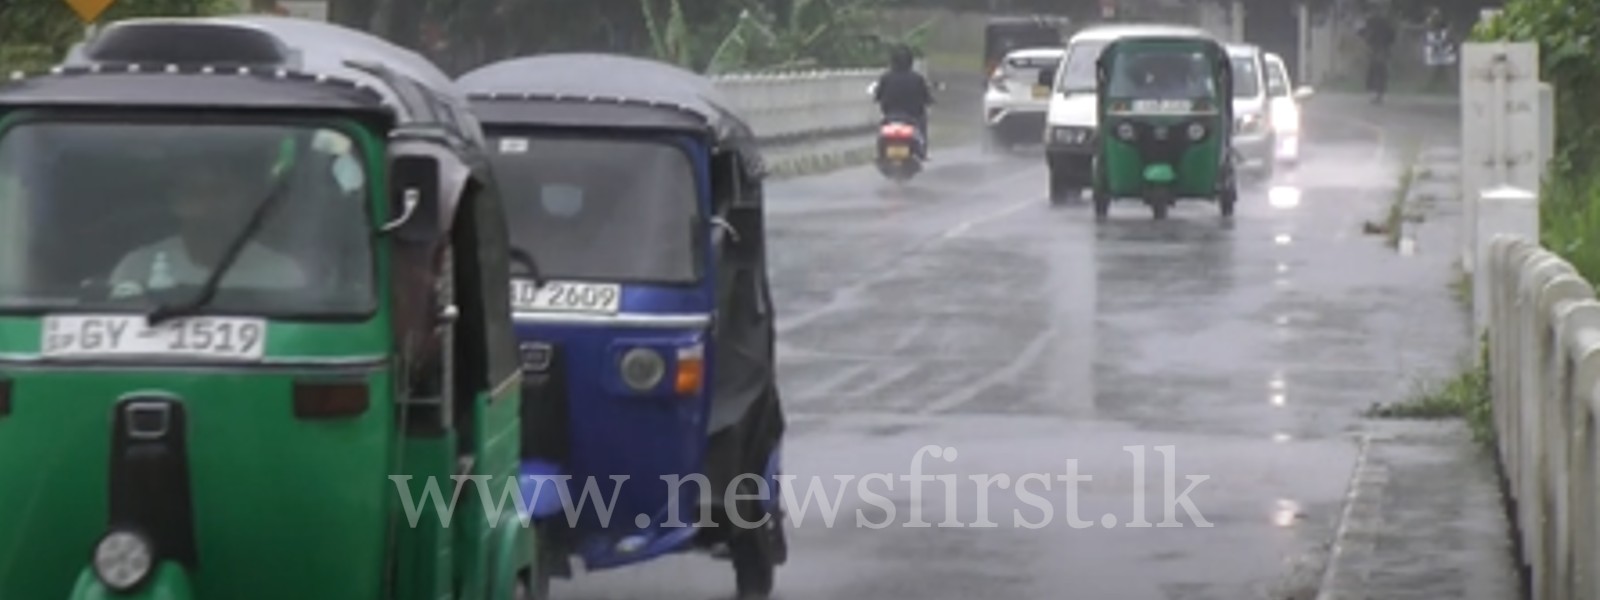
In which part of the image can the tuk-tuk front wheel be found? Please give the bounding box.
[1146,190,1172,220]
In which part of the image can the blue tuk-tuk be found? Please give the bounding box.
[456,54,788,599]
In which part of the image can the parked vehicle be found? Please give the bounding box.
[0,15,538,600]
[983,47,1066,149]
[457,53,788,600]
[1090,30,1239,219]
[1262,51,1315,167]
[1039,23,1213,204]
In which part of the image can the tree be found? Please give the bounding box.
[0,0,235,71]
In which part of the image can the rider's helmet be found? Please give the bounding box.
[888,44,914,72]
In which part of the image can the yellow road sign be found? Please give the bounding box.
[63,0,117,23]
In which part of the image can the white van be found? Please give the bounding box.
[1226,43,1275,178]
[1041,23,1211,201]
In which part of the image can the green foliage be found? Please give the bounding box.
[0,0,236,72]
[642,0,937,74]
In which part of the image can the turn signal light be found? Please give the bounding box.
[0,378,11,418]
[674,346,704,396]
[293,379,369,419]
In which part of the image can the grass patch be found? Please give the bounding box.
[1366,340,1495,445]
[1383,145,1422,248]
[1451,267,1472,308]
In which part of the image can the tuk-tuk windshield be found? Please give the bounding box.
[489,135,698,284]
[1055,40,1108,93]
[0,117,375,316]
[1107,50,1217,98]
[1263,57,1289,97]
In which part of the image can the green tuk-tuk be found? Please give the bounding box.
[1090,33,1238,220]
[0,15,542,600]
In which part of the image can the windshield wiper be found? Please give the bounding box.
[145,172,294,326]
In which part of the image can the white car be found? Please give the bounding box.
[1262,52,1314,166]
[1041,23,1212,202]
[1225,43,1275,179]
[982,47,1065,149]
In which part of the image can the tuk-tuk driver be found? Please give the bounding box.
[109,168,307,298]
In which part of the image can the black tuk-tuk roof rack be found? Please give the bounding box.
[0,61,393,114]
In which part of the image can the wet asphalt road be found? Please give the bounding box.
[551,96,1459,599]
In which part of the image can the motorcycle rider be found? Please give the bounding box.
[873,44,934,160]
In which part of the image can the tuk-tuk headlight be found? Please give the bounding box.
[1187,122,1206,141]
[619,347,666,391]
[1115,122,1136,141]
[94,530,154,592]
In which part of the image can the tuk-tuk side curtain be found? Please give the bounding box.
[708,168,776,433]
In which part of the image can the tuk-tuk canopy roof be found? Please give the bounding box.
[456,53,755,145]
[2,15,466,123]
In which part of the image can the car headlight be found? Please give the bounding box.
[1186,122,1206,141]
[619,347,665,391]
[1271,104,1299,132]
[94,531,154,592]
[1115,122,1136,141]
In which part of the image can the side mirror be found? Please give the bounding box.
[383,155,441,242]
[1036,68,1056,87]
[1293,85,1314,100]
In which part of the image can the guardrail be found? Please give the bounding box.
[1485,235,1600,600]
[710,69,881,143]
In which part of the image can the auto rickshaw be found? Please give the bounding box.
[456,54,788,599]
[1091,33,1238,220]
[0,15,541,600]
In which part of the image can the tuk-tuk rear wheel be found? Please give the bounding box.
[1092,191,1110,220]
[730,528,776,598]
[514,568,550,600]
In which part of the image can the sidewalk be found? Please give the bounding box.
[1315,140,1523,600]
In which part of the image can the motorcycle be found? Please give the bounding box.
[865,83,925,183]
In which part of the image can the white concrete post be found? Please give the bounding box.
[1230,0,1244,43]
[1475,186,1541,333]
[1296,2,1310,83]
[1538,82,1555,182]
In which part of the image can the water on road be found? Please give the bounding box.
[549,96,1461,599]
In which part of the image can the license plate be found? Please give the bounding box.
[1032,84,1049,99]
[885,145,910,159]
[40,315,267,360]
[511,279,621,313]
[1131,99,1193,113]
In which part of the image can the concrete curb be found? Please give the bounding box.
[763,143,877,180]
[1315,429,1393,600]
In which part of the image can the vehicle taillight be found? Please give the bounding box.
[880,123,916,139]
[989,67,1008,92]
[293,379,369,419]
